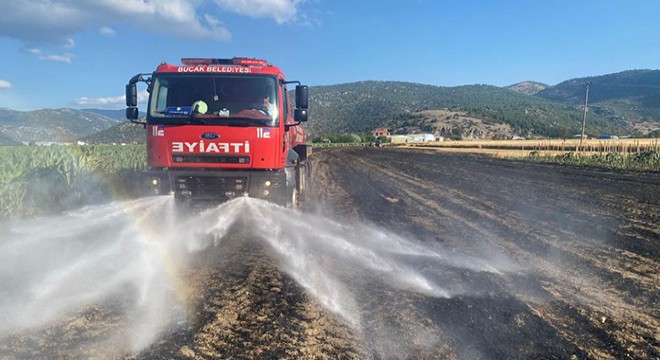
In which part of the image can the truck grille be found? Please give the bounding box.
[174,175,248,199]
[172,155,250,164]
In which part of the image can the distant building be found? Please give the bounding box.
[389,134,436,143]
[390,135,408,144]
[597,135,619,140]
[372,128,390,137]
[406,134,435,143]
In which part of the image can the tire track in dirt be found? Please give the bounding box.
[135,227,363,360]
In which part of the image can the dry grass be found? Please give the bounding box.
[406,147,580,158]
[402,138,659,155]
[398,139,660,170]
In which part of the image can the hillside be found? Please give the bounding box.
[388,109,517,140]
[81,121,145,144]
[89,79,631,141]
[0,108,122,143]
[83,108,146,120]
[0,132,22,145]
[306,81,621,138]
[506,81,548,95]
[536,69,660,130]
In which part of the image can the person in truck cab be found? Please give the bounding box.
[247,93,271,115]
[233,91,272,118]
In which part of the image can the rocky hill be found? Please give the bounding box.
[0,108,122,143]
[506,81,548,95]
[388,109,517,140]
[81,121,145,144]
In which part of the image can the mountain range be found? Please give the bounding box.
[0,108,122,145]
[0,69,658,145]
[535,70,660,129]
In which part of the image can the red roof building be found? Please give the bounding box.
[372,128,390,137]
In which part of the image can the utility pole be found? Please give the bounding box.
[579,82,591,151]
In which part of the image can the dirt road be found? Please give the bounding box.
[1,147,658,359]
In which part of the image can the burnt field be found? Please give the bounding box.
[1,147,658,359]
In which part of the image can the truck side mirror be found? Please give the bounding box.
[126,84,137,106]
[295,85,308,109]
[126,107,139,120]
[126,84,138,107]
[294,108,308,122]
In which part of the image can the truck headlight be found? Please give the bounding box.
[264,180,272,187]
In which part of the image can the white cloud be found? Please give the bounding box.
[0,80,12,89]
[64,38,76,48]
[204,14,221,27]
[74,95,124,106]
[215,0,308,24]
[99,27,116,36]
[22,47,74,63]
[74,90,149,107]
[39,53,74,64]
[0,0,232,47]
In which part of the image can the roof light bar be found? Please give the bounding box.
[182,58,215,66]
[233,58,268,67]
[181,58,268,67]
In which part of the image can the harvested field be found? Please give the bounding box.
[0,147,658,359]
[404,138,660,152]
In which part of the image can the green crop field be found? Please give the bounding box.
[0,145,146,218]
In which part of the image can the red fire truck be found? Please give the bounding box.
[126,57,311,207]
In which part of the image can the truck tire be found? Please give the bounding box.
[306,159,312,183]
[287,188,299,208]
[296,163,305,194]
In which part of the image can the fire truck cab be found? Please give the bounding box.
[126,57,311,207]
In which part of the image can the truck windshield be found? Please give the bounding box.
[148,75,278,126]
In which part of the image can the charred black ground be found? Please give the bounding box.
[1,147,658,359]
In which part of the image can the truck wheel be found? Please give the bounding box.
[296,164,305,194]
[288,188,299,209]
[307,159,312,180]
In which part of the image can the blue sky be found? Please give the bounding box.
[0,0,658,111]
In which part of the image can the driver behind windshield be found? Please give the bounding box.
[232,89,272,118]
[248,92,271,115]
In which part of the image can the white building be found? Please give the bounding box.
[406,134,435,143]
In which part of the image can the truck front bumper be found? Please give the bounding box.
[143,168,292,205]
